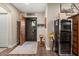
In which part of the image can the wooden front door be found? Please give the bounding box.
[25,17,37,41]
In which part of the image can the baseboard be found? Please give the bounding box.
[0,43,8,47]
[8,42,18,48]
[45,45,51,50]
[46,47,51,50]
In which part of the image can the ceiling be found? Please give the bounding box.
[12,3,47,13]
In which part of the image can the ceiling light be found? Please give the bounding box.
[25,3,30,5]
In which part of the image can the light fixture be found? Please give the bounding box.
[25,3,30,5]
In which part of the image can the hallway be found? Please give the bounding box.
[0,3,79,56]
[0,0,79,59]
[0,42,57,56]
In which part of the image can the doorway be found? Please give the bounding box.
[25,17,37,41]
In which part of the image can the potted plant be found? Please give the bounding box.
[48,32,55,51]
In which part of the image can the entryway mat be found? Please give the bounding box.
[9,42,37,54]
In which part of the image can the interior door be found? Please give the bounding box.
[0,13,8,47]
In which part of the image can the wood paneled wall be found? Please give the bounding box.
[71,14,79,55]
[19,15,26,45]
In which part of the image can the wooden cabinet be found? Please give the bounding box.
[72,14,79,55]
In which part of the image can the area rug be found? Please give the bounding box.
[0,48,6,53]
[9,42,37,54]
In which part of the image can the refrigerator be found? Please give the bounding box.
[54,19,72,56]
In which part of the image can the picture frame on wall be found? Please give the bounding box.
[60,3,74,13]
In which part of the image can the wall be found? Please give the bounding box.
[0,7,9,47]
[45,3,60,50]
[6,4,20,48]
[36,12,45,41]
[0,3,20,48]
[47,3,60,32]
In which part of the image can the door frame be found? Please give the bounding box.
[19,16,37,45]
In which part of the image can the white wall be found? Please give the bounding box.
[36,13,45,41]
[0,3,20,48]
[47,3,60,32]
[6,4,20,48]
[0,9,8,47]
[45,3,60,50]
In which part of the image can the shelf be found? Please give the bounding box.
[61,29,71,32]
